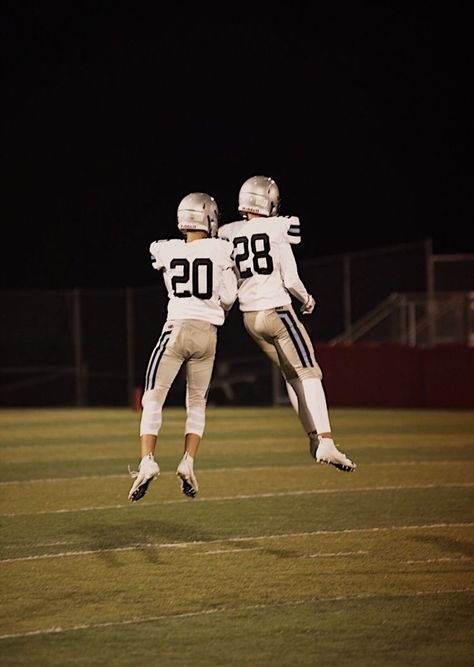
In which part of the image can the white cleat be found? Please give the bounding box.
[176,454,198,498]
[311,437,356,472]
[128,453,160,501]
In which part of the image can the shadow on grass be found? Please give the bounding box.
[70,515,215,567]
[410,533,474,558]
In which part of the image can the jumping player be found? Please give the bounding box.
[218,175,356,472]
[128,192,237,501]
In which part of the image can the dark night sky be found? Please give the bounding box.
[1,2,472,289]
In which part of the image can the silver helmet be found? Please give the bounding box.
[238,175,280,217]
[177,192,219,238]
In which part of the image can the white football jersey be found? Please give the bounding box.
[149,238,237,325]
[218,216,310,311]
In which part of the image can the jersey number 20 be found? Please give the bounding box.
[170,258,213,299]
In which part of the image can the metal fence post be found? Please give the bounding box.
[399,294,407,345]
[408,301,417,347]
[126,287,135,408]
[425,238,435,347]
[343,255,352,342]
[73,287,85,406]
[466,292,474,347]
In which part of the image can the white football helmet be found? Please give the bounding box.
[177,192,220,238]
[238,175,280,218]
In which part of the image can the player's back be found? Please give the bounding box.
[218,216,300,311]
[149,237,234,325]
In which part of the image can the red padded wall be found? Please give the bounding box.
[314,343,474,408]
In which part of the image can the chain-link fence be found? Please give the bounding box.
[4,239,468,408]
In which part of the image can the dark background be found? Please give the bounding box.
[1,2,472,290]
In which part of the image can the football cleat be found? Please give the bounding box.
[310,437,356,472]
[176,454,199,498]
[128,453,160,501]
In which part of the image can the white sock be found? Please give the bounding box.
[286,381,299,413]
[182,452,194,467]
[288,377,332,435]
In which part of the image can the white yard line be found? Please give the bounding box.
[2,482,473,517]
[0,587,472,641]
[308,550,369,558]
[1,522,473,563]
[403,556,472,564]
[4,541,75,549]
[1,459,473,485]
[196,547,263,556]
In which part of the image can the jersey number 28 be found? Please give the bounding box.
[232,233,274,278]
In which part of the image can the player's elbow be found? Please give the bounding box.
[284,278,303,293]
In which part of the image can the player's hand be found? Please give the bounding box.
[300,295,315,315]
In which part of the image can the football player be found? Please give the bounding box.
[128,192,238,501]
[218,175,356,472]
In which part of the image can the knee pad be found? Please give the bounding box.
[185,401,206,437]
[139,387,167,436]
[185,389,206,437]
[297,364,323,382]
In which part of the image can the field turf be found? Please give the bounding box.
[0,406,473,666]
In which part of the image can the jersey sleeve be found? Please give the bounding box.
[219,239,235,270]
[217,239,238,311]
[217,223,231,242]
[219,267,238,311]
[279,242,310,305]
[149,240,166,271]
[283,216,301,245]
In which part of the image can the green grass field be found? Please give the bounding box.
[0,406,473,666]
